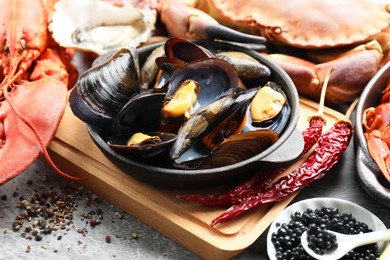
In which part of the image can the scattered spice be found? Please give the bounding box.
[4,171,140,258]
[35,234,42,241]
[10,184,106,246]
[131,232,138,239]
[105,235,111,243]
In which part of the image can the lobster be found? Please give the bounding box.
[363,79,390,182]
[0,0,82,185]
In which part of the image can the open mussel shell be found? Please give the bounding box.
[107,132,177,158]
[87,39,302,187]
[162,58,244,124]
[164,37,214,62]
[70,48,140,127]
[153,57,187,89]
[50,0,156,55]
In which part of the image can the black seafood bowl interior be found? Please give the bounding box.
[87,40,302,188]
[355,61,390,207]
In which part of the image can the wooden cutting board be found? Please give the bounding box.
[48,97,345,259]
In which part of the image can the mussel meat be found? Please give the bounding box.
[161,79,200,123]
[107,132,177,158]
[70,48,140,127]
[250,82,286,124]
[244,81,290,135]
[50,0,157,55]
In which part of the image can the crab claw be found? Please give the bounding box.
[267,41,382,104]
[365,130,390,182]
[159,0,266,44]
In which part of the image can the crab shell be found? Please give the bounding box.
[195,0,390,49]
[49,0,156,55]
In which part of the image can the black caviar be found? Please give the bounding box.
[271,206,379,259]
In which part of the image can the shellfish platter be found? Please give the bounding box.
[48,97,345,259]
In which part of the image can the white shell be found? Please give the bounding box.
[49,0,156,55]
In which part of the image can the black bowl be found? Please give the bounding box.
[355,61,390,207]
[87,40,303,187]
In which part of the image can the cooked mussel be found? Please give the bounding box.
[162,58,244,125]
[112,89,165,134]
[244,81,290,134]
[216,51,271,85]
[70,48,140,127]
[161,79,200,123]
[198,129,278,169]
[170,87,259,163]
[250,82,286,124]
[107,132,177,158]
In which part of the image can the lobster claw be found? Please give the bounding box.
[0,49,75,184]
[267,41,382,104]
[159,1,266,45]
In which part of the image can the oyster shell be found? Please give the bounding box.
[49,0,156,55]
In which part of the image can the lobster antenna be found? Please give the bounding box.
[2,83,87,181]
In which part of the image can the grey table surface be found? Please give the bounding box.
[1,112,390,259]
[2,15,390,256]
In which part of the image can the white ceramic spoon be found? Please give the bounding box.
[301,229,390,260]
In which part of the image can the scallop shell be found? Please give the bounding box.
[49,0,156,55]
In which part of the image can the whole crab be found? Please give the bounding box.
[159,0,390,104]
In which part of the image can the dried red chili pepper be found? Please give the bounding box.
[210,119,353,226]
[177,115,325,206]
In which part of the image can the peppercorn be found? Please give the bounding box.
[105,235,111,243]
